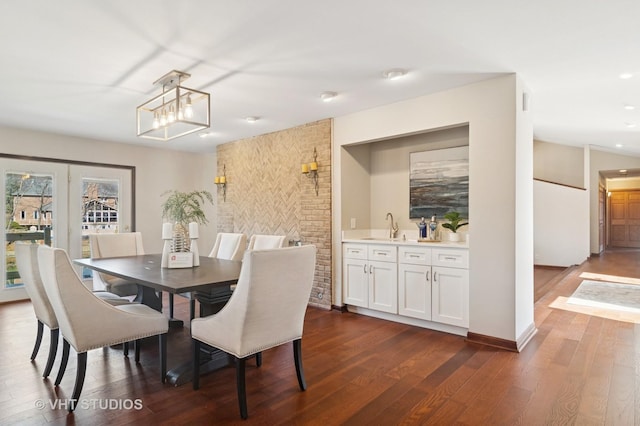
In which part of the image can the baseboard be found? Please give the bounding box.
[466,332,518,352]
[466,323,538,353]
[331,304,348,312]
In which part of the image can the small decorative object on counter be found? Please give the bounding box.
[417,217,427,239]
[161,222,173,267]
[442,211,468,242]
[429,215,438,239]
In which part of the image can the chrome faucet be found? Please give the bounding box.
[386,212,399,239]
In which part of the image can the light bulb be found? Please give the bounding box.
[177,103,184,120]
[184,94,194,119]
[160,108,167,126]
[168,104,176,123]
[152,112,160,129]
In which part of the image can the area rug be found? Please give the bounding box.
[568,280,640,313]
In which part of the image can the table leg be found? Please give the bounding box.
[135,287,183,328]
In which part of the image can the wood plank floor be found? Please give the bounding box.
[1,250,639,425]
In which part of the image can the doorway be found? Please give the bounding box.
[1,157,133,303]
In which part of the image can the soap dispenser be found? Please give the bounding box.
[429,214,438,240]
[417,217,427,239]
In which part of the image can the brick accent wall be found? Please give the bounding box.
[216,119,332,309]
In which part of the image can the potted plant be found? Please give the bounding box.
[441,211,468,242]
[161,190,213,252]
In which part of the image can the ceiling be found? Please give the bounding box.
[1,1,640,154]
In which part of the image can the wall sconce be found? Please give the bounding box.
[301,147,319,196]
[214,164,227,202]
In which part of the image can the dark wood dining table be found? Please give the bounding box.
[74,253,242,385]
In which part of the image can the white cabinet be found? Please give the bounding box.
[343,244,397,314]
[343,241,469,331]
[431,248,469,328]
[398,246,432,320]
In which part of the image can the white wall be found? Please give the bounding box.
[333,74,535,344]
[0,126,218,253]
[533,140,584,187]
[534,180,589,266]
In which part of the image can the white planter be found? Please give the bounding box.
[448,232,460,242]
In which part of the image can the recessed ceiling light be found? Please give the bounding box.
[619,73,634,79]
[382,68,407,80]
[616,143,624,148]
[245,116,259,123]
[625,122,637,128]
[199,132,213,138]
[624,104,636,110]
[620,169,628,174]
[320,91,337,102]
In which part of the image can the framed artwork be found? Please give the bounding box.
[409,146,469,219]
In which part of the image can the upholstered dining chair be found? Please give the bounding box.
[89,232,145,298]
[178,232,248,320]
[191,245,316,419]
[207,232,248,260]
[247,234,286,250]
[14,242,59,379]
[37,245,168,412]
[15,242,132,378]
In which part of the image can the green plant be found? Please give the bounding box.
[441,211,468,233]
[160,190,213,227]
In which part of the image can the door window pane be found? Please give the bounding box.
[4,172,53,289]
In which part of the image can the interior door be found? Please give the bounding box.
[609,190,640,248]
[0,159,68,303]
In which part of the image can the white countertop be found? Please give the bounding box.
[342,229,468,249]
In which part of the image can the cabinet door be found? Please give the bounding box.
[343,258,368,307]
[432,266,469,327]
[368,260,398,314]
[398,264,431,320]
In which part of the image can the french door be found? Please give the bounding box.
[1,158,132,303]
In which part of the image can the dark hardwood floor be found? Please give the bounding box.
[1,250,639,425]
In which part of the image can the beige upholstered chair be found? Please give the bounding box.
[181,232,248,320]
[37,245,168,411]
[191,245,316,419]
[89,232,145,297]
[247,234,286,250]
[15,242,131,378]
[207,232,247,260]
[14,242,59,378]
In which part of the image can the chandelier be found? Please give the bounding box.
[136,70,210,141]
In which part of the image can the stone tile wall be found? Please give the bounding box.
[216,119,332,309]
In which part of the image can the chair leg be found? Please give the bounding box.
[236,357,248,419]
[123,341,129,357]
[192,339,201,390]
[135,339,141,363]
[55,339,70,386]
[69,352,87,412]
[160,333,167,383]
[190,299,196,320]
[256,352,262,367]
[293,339,307,391]
[31,320,45,360]
[43,328,59,378]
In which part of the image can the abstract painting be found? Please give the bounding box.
[409,146,469,219]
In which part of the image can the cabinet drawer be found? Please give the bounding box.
[398,246,431,265]
[367,245,397,262]
[343,243,367,260]
[432,248,468,268]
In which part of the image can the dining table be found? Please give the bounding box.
[74,253,242,385]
